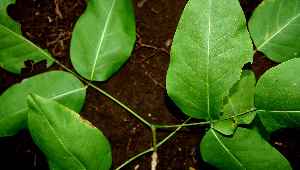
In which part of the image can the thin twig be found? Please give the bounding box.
[134,33,170,63]
[54,0,63,19]
[145,71,166,89]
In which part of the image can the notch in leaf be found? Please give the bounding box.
[0,0,55,74]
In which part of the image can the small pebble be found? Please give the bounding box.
[165,39,172,47]
[137,0,147,8]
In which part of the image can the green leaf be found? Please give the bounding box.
[70,0,136,81]
[213,70,256,135]
[27,93,112,169]
[0,71,86,137]
[166,0,253,119]
[245,114,271,142]
[0,0,54,74]
[221,70,256,121]
[248,0,300,62]
[200,128,291,169]
[255,58,300,132]
[212,119,238,135]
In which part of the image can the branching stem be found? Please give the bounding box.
[116,117,191,169]
[54,60,257,170]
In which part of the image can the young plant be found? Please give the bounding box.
[0,0,299,169]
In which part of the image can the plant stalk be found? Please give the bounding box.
[116,117,191,169]
[89,83,152,128]
[156,117,191,147]
[155,121,209,128]
[155,108,257,129]
[115,148,154,170]
[55,60,152,128]
[151,125,158,170]
[54,60,90,85]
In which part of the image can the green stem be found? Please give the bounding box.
[156,108,257,129]
[55,60,90,85]
[115,148,154,170]
[157,117,191,147]
[116,117,191,169]
[88,83,152,128]
[155,121,209,128]
[151,125,157,152]
[55,60,152,128]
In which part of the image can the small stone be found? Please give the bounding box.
[165,39,172,47]
[137,0,147,8]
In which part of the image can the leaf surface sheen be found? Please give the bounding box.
[255,58,300,132]
[27,93,112,169]
[70,0,136,81]
[0,0,54,74]
[0,71,86,137]
[166,0,253,119]
[200,128,291,169]
[249,0,300,62]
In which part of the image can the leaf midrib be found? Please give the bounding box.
[0,24,54,62]
[0,88,85,121]
[29,95,86,169]
[206,0,211,119]
[90,0,116,81]
[212,129,246,169]
[257,12,300,50]
[226,95,238,116]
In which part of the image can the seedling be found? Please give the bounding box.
[0,0,299,169]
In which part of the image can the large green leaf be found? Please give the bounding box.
[214,70,256,135]
[28,93,112,169]
[0,71,86,137]
[166,0,253,119]
[0,0,54,74]
[200,127,291,169]
[248,0,300,63]
[70,0,136,81]
[255,58,300,132]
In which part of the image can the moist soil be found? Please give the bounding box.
[0,0,299,169]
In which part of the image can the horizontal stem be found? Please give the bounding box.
[157,117,191,147]
[156,121,209,128]
[156,108,257,129]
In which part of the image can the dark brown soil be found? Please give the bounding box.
[0,0,299,169]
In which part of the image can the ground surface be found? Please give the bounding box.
[0,0,299,169]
